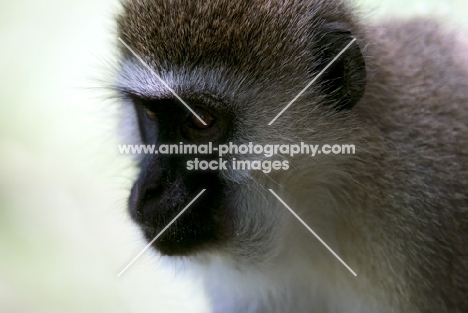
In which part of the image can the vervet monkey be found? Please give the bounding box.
[114,0,468,312]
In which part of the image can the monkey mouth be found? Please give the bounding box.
[130,185,233,256]
[137,211,222,256]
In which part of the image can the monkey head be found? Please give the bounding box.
[115,0,366,265]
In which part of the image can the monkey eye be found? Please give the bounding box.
[191,108,214,130]
[145,108,157,121]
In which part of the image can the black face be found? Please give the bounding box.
[127,95,236,256]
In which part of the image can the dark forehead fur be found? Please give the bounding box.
[117,0,361,78]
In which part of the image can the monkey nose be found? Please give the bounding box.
[128,181,163,220]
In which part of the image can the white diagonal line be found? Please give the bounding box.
[117,189,206,277]
[268,189,357,276]
[268,38,357,125]
[118,37,207,126]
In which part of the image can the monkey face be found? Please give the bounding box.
[116,0,366,262]
[126,96,238,256]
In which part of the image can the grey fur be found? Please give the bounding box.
[114,1,468,312]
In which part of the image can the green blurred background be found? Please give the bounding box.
[0,0,466,312]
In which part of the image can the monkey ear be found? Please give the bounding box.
[315,31,366,110]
